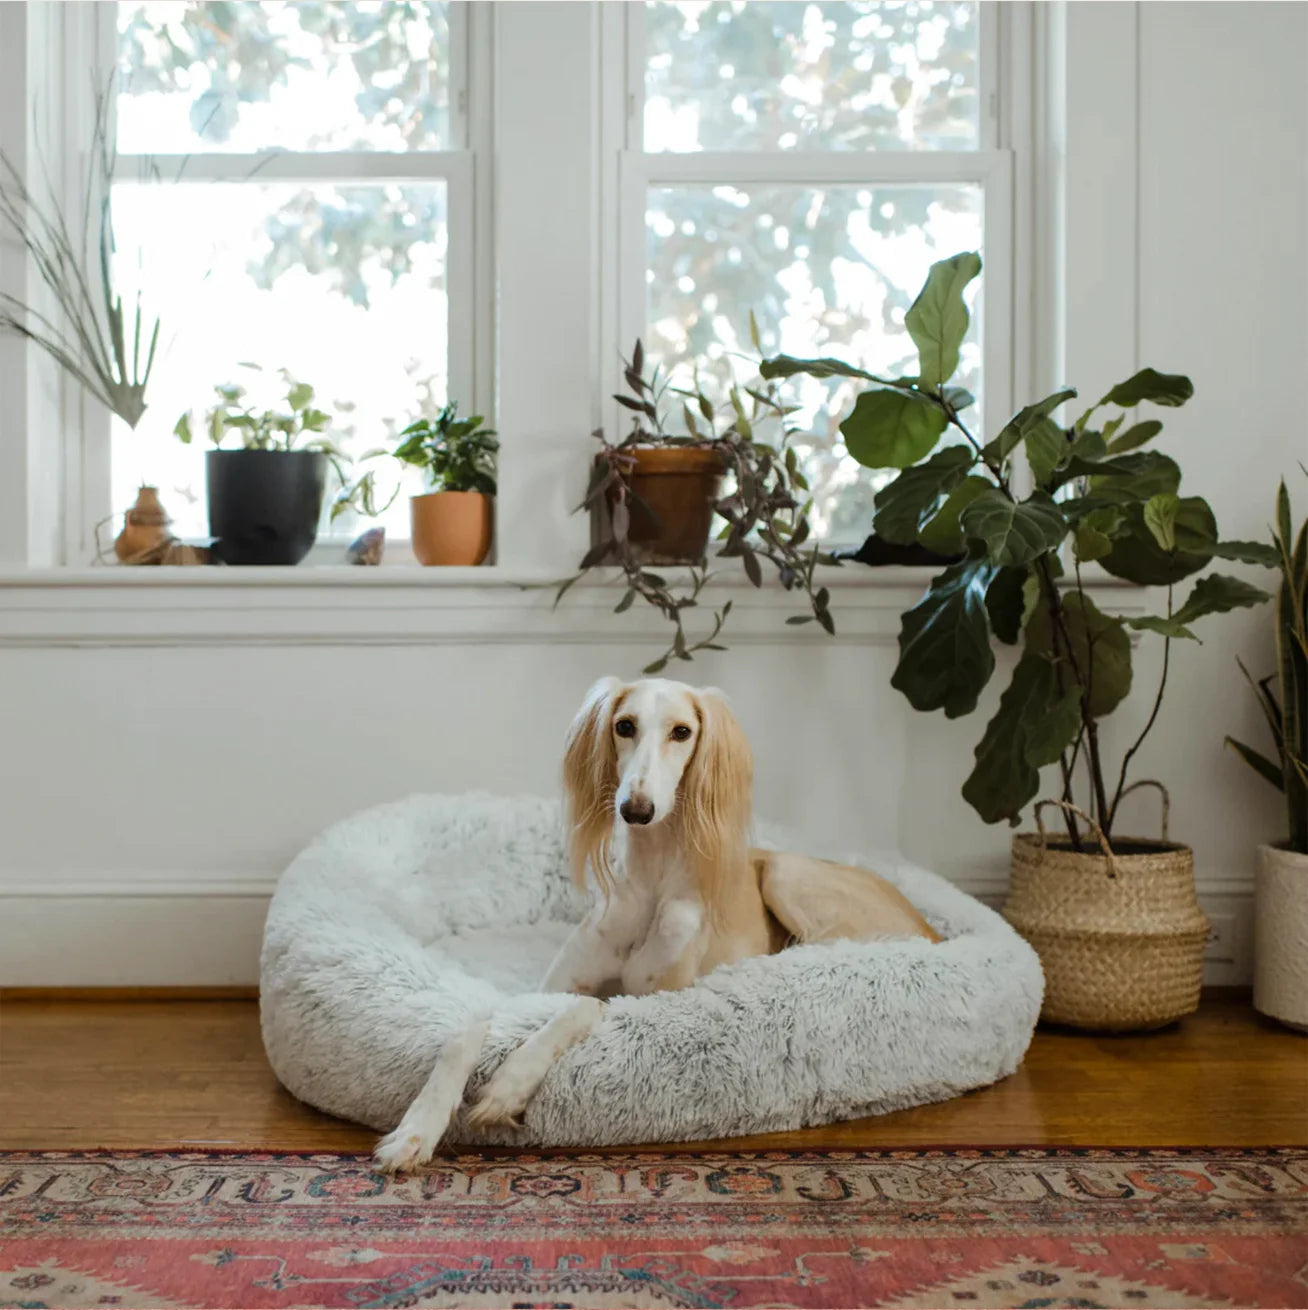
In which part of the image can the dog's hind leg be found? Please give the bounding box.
[373,1018,490,1173]
[465,996,605,1130]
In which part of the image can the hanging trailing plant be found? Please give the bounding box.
[557,337,837,674]
[763,252,1275,847]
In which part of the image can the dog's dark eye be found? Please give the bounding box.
[670,724,692,742]
[614,718,637,738]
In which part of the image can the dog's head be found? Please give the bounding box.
[562,676,753,899]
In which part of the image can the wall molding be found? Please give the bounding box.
[0,866,1253,901]
[0,876,1254,987]
[0,567,1149,648]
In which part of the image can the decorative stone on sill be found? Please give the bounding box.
[347,527,386,566]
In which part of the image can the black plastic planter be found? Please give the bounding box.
[206,449,327,566]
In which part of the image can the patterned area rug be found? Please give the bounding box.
[1,1148,1305,1309]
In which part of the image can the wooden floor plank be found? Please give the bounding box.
[1,996,1304,1152]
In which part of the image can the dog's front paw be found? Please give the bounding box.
[373,1115,451,1173]
[465,1079,531,1130]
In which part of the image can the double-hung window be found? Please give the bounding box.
[618,1,1013,543]
[99,1,481,547]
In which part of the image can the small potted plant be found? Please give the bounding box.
[175,366,340,566]
[1227,477,1307,1031]
[555,337,835,673]
[765,252,1272,1030]
[393,403,498,566]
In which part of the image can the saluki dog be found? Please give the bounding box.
[374,676,939,1171]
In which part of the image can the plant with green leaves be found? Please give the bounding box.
[560,337,835,675]
[393,403,498,494]
[763,251,1274,848]
[174,365,339,453]
[0,87,160,428]
[1227,478,1308,854]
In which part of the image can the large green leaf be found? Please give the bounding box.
[758,354,891,384]
[891,555,998,718]
[1209,539,1282,567]
[1025,419,1071,488]
[1058,450,1182,499]
[872,445,976,545]
[983,388,1077,464]
[960,490,1068,567]
[1124,614,1199,641]
[1073,505,1127,562]
[840,388,948,470]
[905,251,982,389]
[1107,419,1163,453]
[1104,367,1194,409]
[985,565,1029,644]
[1025,590,1132,717]
[1100,496,1217,585]
[1172,572,1271,625]
[1026,687,1085,767]
[1143,493,1180,551]
[961,654,1080,825]
[918,475,990,556]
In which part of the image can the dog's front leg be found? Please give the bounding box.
[540,910,626,995]
[465,995,605,1130]
[621,898,706,996]
[373,1018,489,1173]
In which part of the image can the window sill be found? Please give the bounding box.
[0,565,1146,648]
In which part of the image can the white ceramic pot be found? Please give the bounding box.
[1254,844,1308,1031]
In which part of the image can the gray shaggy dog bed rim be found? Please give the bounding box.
[260,792,1044,1147]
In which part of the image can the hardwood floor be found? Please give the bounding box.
[0,995,1303,1153]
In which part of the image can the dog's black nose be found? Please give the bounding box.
[620,797,655,825]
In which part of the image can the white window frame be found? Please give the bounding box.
[5,0,1037,579]
[600,2,1027,523]
[60,0,492,565]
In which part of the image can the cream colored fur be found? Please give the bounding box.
[373,677,936,1172]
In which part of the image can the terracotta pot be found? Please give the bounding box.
[411,491,493,566]
[1254,844,1308,1031]
[604,446,725,565]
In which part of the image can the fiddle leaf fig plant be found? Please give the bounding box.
[763,251,1274,847]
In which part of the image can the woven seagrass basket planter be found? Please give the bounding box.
[1003,796,1209,1031]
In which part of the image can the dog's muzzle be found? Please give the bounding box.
[619,797,655,825]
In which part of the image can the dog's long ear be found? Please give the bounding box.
[562,676,623,893]
[681,687,754,917]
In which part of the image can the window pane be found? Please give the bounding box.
[116,2,452,153]
[646,183,982,542]
[110,181,448,541]
[644,1,979,153]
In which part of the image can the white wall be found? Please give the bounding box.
[1,2,1305,984]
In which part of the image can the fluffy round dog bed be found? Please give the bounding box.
[261,792,1043,1146]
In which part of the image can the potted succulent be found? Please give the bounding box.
[393,403,498,566]
[765,251,1272,1030]
[1227,478,1308,1030]
[555,337,836,673]
[175,366,340,566]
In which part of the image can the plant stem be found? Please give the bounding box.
[1108,583,1174,830]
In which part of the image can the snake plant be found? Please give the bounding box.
[1227,478,1308,854]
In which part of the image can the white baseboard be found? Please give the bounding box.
[0,874,1255,988]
